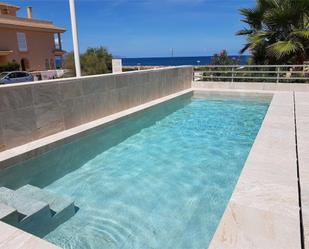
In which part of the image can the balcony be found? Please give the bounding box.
[0,50,13,56]
[53,49,65,56]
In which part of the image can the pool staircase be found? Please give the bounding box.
[0,185,76,237]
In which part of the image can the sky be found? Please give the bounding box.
[8,0,256,58]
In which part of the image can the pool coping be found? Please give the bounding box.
[0,87,305,249]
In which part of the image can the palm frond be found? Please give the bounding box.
[237,0,308,63]
[263,5,298,28]
[236,28,253,36]
[248,32,268,48]
[267,41,304,58]
[292,30,309,39]
[239,43,251,54]
[239,7,263,29]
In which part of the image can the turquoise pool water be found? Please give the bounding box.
[40,94,270,249]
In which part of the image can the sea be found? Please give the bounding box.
[122,55,250,66]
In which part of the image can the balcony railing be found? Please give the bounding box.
[194,65,309,83]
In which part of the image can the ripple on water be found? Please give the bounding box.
[44,97,269,249]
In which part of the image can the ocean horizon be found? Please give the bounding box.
[122,55,250,66]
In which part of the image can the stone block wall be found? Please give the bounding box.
[0,67,193,151]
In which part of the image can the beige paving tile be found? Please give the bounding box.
[240,160,297,189]
[0,222,60,249]
[262,83,278,91]
[193,81,309,92]
[233,180,299,217]
[303,208,309,248]
[276,83,294,91]
[295,92,309,249]
[233,82,264,90]
[209,201,301,249]
[293,84,309,92]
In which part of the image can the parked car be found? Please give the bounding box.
[0,71,34,84]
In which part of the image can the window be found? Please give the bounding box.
[1,9,9,15]
[8,73,17,79]
[16,32,28,52]
[16,72,28,78]
[0,72,9,79]
[54,34,60,50]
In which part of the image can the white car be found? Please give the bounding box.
[0,71,34,84]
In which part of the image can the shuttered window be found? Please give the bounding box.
[16,32,28,52]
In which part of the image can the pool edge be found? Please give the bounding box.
[1,88,299,249]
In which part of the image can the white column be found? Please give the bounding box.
[69,0,81,77]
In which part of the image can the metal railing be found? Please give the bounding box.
[194,65,309,83]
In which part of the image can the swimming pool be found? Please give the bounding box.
[0,92,271,249]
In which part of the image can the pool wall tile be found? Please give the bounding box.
[0,86,34,112]
[59,79,84,100]
[34,103,65,139]
[32,82,61,106]
[0,66,193,151]
[1,107,37,148]
[62,97,85,129]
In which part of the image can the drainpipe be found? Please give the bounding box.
[69,0,81,77]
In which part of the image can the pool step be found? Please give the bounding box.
[16,185,75,225]
[0,203,19,225]
[0,185,76,237]
[0,187,51,224]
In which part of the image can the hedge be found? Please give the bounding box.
[0,62,20,73]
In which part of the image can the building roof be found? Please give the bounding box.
[0,15,66,33]
[0,2,20,10]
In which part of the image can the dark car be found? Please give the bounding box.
[0,71,34,84]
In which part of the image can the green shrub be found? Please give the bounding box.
[64,47,113,76]
[0,62,20,72]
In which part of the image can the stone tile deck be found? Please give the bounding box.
[295,92,309,249]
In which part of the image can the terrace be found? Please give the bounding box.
[0,66,308,248]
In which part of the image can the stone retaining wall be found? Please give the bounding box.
[0,67,193,151]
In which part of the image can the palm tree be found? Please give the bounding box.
[237,0,309,64]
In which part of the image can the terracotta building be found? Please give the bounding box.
[0,2,66,71]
